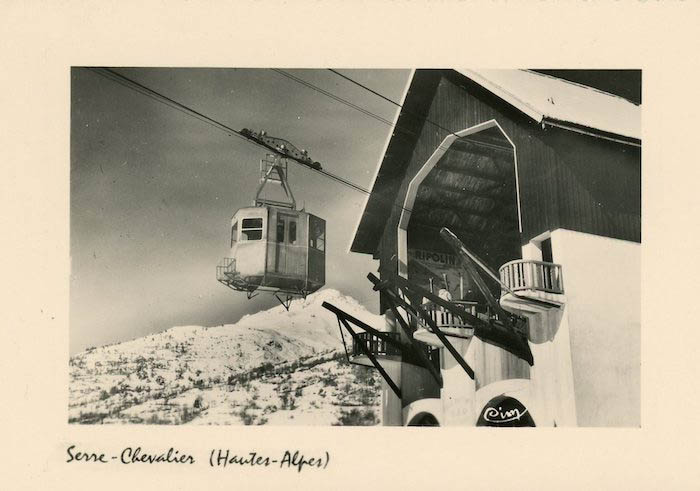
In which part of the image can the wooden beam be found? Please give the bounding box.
[411,202,517,223]
[411,201,518,233]
[409,217,485,239]
[416,177,508,201]
[461,139,514,154]
[368,273,475,380]
[453,138,514,155]
[339,317,403,399]
[375,263,534,367]
[477,180,511,194]
[322,301,403,349]
[408,219,519,240]
[433,162,504,183]
[385,300,443,387]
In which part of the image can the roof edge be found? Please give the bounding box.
[523,69,641,106]
[542,117,642,147]
[457,69,544,124]
[348,69,416,255]
[456,69,640,141]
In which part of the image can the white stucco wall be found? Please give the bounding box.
[380,370,403,426]
[440,338,476,425]
[550,229,641,427]
[382,310,404,426]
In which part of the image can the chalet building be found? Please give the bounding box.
[344,69,640,427]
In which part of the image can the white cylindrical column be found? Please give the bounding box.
[527,308,577,427]
[380,363,403,426]
[381,309,403,426]
[472,337,530,391]
[440,338,476,425]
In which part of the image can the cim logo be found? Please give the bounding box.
[483,406,527,423]
[476,395,535,427]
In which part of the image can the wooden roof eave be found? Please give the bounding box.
[349,70,444,255]
[542,118,642,148]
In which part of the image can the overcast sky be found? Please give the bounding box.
[70,68,411,354]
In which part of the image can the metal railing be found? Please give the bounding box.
[351,332,402,358]
[499,259,564,295]
[216,257,236,281]
[350,331,440,370]
[421,300,479,329]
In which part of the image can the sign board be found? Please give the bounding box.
[408,248,466,299]
[410,249,458,267]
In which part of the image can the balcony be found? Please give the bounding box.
[498,259,565,314]
[413,300,480,348]
[351,331,402,357]
[424,300,478,327]
[216,257,236,282]
[349,331,402,368]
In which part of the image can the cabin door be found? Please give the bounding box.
[274,213,298,274]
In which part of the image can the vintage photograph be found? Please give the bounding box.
[70,68,641,427]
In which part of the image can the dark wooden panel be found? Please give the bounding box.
[351,71,443,254]
[307,214,325,286]
[424,75,561,245]
[400,362,441,408]
[543,128,641,242]
[307,248,324,286]
[376,70,641,309]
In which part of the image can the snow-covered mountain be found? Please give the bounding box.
[69,289,384,425]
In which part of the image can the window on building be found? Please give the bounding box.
[540,237,554,290]
[541,238,553,263]
[230,221,238,247]
[241,217,263,241]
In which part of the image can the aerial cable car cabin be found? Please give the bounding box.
[217,133,326,308]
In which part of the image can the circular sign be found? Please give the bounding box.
[476,395,535,427]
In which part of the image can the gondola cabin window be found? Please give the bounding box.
[289,220,297,245]
[309,219,325,251]
[276,215,298,245]
[230,221,238,247]
[241,218,263,241]
[276,217,284,243]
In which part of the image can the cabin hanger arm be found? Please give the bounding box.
[240,128,323,171]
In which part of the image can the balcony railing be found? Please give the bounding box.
[351,332,402,358]
[351,331,439,370]
[216,257,236,281]
[499,259,564,295]
[421,300,479,329]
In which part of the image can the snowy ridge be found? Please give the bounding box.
[69,289,384,425]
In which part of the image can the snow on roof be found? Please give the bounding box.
[457,69,641,141]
